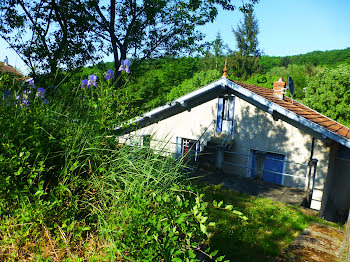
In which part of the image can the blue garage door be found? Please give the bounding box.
[251,151,285,185]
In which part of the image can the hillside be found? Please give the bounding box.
[259,48,350,72]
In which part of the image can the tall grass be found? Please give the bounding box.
[0,73,224,261]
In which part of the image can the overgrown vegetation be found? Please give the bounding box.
[0,73,239,261]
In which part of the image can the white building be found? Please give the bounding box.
[118,70,350,222]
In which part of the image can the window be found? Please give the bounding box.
[176,137,200,162]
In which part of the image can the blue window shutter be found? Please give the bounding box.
[216,98,224,133]
[229,96,236,122]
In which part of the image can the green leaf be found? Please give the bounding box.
[218,200,223,208]
[173,250,183,256]
[175,213,187,224]
[216,255,225,261]
[200,223,207,235]
[225,205,233,211]
[211,249,218,257]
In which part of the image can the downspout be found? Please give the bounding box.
[306,138,315,207]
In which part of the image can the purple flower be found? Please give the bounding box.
[118,59,131,73]
[88,74,97,87]
[81,79,89,88]
[36,87,46,98]
[37,87,46,94]
[15,95,21,100]
[28,79,36,88]
[23,90,32,94]
[104,69,114,80]
[42,98,48,104]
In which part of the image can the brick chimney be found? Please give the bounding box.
[273,77,286,100]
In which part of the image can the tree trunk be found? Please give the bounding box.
[111,36,119,74]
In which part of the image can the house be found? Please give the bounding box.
[0,57,24,78]
[118,64,350,222]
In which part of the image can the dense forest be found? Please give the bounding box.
[71,47,350,126]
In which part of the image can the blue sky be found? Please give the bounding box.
[1,0,350,74]
[201,0,350,56]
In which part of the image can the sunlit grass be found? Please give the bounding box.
[196,183,341,262]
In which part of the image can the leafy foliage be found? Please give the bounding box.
[0,73,229,261]
[82,0,258,74]
[124,57,202,112]
[303,64,350,126]
[259,48,350,73]
[0,0,97,76]
[167,69,221,101]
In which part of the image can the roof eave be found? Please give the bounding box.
[223,79,350,149]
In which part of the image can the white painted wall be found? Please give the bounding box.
[119,96,332,211]
[119,99,219,155]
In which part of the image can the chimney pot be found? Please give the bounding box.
[273,77,286,100]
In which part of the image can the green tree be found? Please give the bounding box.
[83,0,258,75]
[303,64,350,126]
[232,10,261,80]
[0,0,97,77]
[200,32,229,71]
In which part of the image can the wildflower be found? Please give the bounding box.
[81,79,89,88]
[23,90,32,94]
[104,69,114,80]
[88,74,97,87]
[36,87,46,98]
[28,79,35,88]
[22,99,29,107]
[118,59,131,73]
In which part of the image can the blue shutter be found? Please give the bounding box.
[216,98,224,133]
[229,96,235,122]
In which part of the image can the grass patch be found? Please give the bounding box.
[196,183,341,262]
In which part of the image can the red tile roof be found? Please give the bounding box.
[0,62,24,77]
[233,80,350,140]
